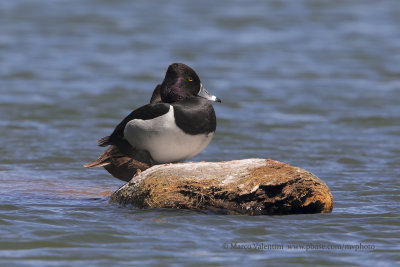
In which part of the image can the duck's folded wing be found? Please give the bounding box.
[97,103,170,147]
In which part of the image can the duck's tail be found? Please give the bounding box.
[83,158,110,168]
[84,145,153,182]
[83,147,114,168]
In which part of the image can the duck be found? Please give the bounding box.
[84,63,221,181]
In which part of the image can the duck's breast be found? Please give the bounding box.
[124,105,214,163]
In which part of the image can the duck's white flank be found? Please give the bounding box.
[124,106,214,164]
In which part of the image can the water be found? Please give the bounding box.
[1,0,399,266]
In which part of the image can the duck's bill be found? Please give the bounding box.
[198,84,222,103]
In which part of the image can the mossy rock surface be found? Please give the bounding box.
[110,159,333,215]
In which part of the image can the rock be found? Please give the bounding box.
[110,159,333,215]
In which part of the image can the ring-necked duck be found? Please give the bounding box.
[85,63,220,178]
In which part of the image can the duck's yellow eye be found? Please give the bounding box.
[188,78,193,82]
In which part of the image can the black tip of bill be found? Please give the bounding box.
[198,84,222,103]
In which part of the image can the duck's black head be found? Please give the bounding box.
[160,63,221,103]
